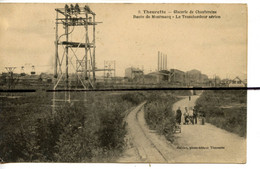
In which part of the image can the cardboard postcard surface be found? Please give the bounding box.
[0,3,247,163]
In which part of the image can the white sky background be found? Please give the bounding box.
[0,3,247,79]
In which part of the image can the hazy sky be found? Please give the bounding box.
[0,3,247,79]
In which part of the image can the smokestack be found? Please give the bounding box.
[163,54,166,70]
[164,54,166,70]
[158,51,160,71]
[161,52,163,70]
[166,54,167,70]
[162,54,164,70]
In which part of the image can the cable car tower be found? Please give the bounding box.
[5,67,16,89]
[20,66,26,76]
[53,4,101,90]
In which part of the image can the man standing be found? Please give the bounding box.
[189,107,194,125]
[193,108,198,124]
[176,107,182,125]
[184,107,189,125]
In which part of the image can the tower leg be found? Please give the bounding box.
[85,13,89,85]
[65,16,69,91]
[93,14,96,86]
[54,11,58,78]
[52,91,56,115]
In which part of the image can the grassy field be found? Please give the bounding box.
[0,90,193,162]
[0,91,146,162]
[195,90,247,137]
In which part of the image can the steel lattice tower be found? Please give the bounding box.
[53,4,101,90]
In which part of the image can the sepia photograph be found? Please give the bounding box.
[0,3,247,163]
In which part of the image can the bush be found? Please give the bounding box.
[144,92,180,142]
[120,92,146,105]
[195,90,247,137]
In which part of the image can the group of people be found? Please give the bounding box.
[175,106,198,125]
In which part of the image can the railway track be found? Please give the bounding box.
[124,102,170,163]
[135,103,168,162]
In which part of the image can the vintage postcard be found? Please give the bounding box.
[0,3,247,163]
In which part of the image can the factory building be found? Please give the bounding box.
[158,70,170,82]
[141,68,210,86]
[125,67,144,82]
[144,70,170,84]
[143,74,157,84]
[169,69,185,85]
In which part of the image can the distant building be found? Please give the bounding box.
[125,67,144,82]
[220,78,231,87]
[39,73,52,83]
[229,77,246,87]
[143,74,157,84]
[208,76,221,87]
[158,70,170,82]
[143,70,170,84]
[243,79,247,86]
[169,69,185,85]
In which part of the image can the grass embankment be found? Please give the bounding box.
[144,90,190,142]
[195,90,247,137]
[0,91,145,162]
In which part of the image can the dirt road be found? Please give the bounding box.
[118,95,246,163]
[172,95,246,163]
